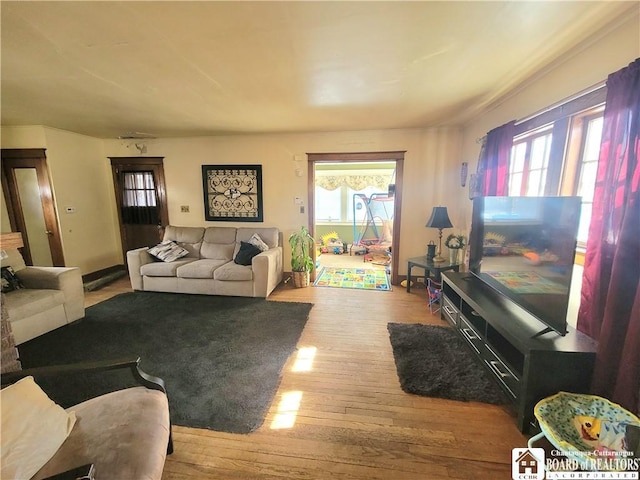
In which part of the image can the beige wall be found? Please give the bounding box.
[103,127,464,275]
[1,126,123,274]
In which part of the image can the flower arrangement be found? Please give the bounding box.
[445,233,467,250]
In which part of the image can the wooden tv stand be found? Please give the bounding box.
[440,272,597,433]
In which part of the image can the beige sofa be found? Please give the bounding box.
[127,226,283,298]
[0,235,85,345]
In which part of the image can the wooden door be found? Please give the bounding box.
[110,157,169,259]
[1,149,65,266]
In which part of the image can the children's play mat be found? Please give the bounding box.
[313,267,391,291]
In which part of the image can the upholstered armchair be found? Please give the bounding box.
[0,233,85,344]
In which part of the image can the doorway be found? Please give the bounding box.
[1,149,64,266]
[110,157,169,260]
[307,151,405,286]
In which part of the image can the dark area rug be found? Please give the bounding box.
[387,323,508,404]
[18,292,313,433]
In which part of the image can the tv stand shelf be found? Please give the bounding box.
[441,272,597,433]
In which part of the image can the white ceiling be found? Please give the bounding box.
[1,1,636,139]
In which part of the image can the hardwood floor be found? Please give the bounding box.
[85,277,528,479]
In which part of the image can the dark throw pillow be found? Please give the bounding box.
[234,241,262,266]
[1,266,25,293]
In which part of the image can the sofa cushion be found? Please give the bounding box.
[3,289,65,319]
[203,226,238,244]
[1,266,25,293]
[176,259,229,279]
[32,387,170,480]
[1,376,77,480]
[200,227,237,260]
[214,262,254,281]
[148,241,190,263]
[163,226,205,258]
[200,242,235,261]
[140,258,196,277]
[234,241,262,266]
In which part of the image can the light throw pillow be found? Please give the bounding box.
[234,241,262,266]
[1,376,77,480]
[248,233,269,252]
[148,240,190,262]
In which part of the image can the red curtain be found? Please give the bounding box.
[477,121,516,196]
[577,58,640,413]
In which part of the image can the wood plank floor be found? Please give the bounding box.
[85,276,528,479]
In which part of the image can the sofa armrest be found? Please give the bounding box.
[127,247,153,290]
[1,356,173,455]
[16,266,85,321]
[17,266,80,291]
[251,246,283,297]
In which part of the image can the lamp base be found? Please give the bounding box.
[432,255,446,263]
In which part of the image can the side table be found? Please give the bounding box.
[406,256,460,292]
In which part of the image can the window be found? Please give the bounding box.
[314,186,343,222]
[509,128,552,196]
[121,171,159,225]
[574,114,604,245]
[314,184,382,223]
[123,171,157,207]
[314,162,395,223]
[507,88,607,251]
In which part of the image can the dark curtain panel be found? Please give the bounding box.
[121,171,159,225]
[577,58,640,413]
[476,121,516,196]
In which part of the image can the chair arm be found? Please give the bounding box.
[127,247,153,290]
[1,356,166,394]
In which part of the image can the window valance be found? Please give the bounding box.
[315,174,393,191]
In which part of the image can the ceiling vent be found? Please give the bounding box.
[117,131,157,140]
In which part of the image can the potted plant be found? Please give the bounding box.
[289,225,315,288]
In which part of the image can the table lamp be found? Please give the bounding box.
[425,206,453,263]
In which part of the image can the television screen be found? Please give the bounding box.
[469,196,582,336]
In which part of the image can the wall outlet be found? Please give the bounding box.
[180,205,190,213]
[417,277,425,284]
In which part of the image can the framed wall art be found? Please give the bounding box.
[202,164,263,222]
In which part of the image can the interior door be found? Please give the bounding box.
[1,149,64,266]
[110,157,169,259]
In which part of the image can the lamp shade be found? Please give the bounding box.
[425,207,453,229]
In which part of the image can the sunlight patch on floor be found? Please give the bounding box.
[292,346,317,372]
[270,390,303,429]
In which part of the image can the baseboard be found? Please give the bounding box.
[82,264,126,283]
[83,265,127,291]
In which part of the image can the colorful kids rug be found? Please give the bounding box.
[314,267,391,291]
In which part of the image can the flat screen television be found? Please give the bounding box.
[468,196,582,336]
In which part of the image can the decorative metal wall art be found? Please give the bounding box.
[202,165,263,222]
